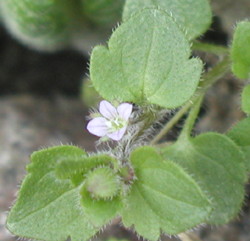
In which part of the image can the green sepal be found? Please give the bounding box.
[121,146,211,240]
[162,133,246,225]
[227,117,250,172]
[242,85,250,114]
[231,21,250,79]
[6,146,104,241]
[90,9,202,109]
[123,0,212,40]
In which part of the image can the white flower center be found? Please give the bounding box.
[106,117,127,132]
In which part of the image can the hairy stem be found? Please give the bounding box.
[151,55,231,145]
[178,94,204,141]
[150,103,192,145]
[192,41,228,55]
[199,55,231,90]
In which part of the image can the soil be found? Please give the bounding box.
[0,25,88,97]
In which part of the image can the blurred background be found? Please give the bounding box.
[0,0,250,241]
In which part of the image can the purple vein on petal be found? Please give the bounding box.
[99,100,117,119]
[87,117,108,137]
[117,103,133,121]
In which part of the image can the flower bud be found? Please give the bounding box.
[85,167,120,199]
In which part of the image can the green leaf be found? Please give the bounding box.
[90,9,203,109]
[231,21,250,79]
[7,146,101,241]
[0,0,73,50]
[82,78,102,107]
[123,0,212,40]
[121,146,211,240]
[162,133,246,225]
[227,117,250,172]
[55,154,118,184]
[27,145,86,178]
[81,183,121,227]
[81,0,124,26]
[242,85,250,114]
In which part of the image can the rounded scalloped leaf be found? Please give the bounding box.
[227,117,250,172]
[121,146,211,240]
[0,0,74,51]
[80,0,125,26]
[7,145,101,241]
[90,8,203,109]
[231,21,250,79]
[162,133,247,225]
[122,0,212,40]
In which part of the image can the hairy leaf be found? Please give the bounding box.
[231,21,250,79]
[121,146,211,240]
[0,0,73,51]
[81,0,124,26]
[90,9,202,108]
[123,0,212,40]
[82,78,102,107]
[7,146,102,241]
[81,184,121,227]
[227,117,250,172]
[162,133,246,225]
[55,154,118,184]
[242,85,250,114]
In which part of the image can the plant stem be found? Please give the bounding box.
[150,55,231,145]
[178,94,204,141]
[192,41,228,55]
[150,102,192,145]
[199,55,231,90]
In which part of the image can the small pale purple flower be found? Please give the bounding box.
[87,100,133,141]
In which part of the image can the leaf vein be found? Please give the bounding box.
[140,181,205,208]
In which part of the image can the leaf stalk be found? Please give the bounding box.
[192,41,228,55]
[151,55,231,145]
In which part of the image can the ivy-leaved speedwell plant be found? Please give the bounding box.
[6,0,250,241]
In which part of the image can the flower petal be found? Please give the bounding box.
[99,100,117,119]
[117,103,133,121]
[87,117,108,137]
[107,126,127,141]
